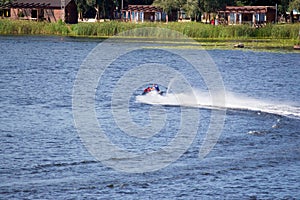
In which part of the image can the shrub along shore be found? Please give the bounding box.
[0,19,299,50]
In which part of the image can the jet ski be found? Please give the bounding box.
[142,84,165,95]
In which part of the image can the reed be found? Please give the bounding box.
[0,19,70,35]
[0,19,299,41]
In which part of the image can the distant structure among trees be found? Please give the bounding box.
[0,0,78,23]
[0,0,299,23]
[218,6,277,26]
[121,5,164,22]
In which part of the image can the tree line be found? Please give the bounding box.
[75,0,300,20]
[1,0,299,20]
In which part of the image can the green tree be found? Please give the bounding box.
[289,0,300,11]
[0,0,11,17]
[199,0,231,12]
[182,0,200,20]
[0,0,10,6]
[235,0,248,6]
[153,0,177,14]
[128,0,154,4]
[76,0,96,20]
[77,0,118,20]
[153,0,180,21]
[289,0,300,23]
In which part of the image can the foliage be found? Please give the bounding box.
[198,0,230,12]
[277,0,290,15]
[76,0,96,19]
[74,0,299,20]
[0,20,70,35]
[0,0,11,6]
[289,0,300,11]
[152,0,178,14]
[0,19,299,41]
[182,0,200,19]
[153,0,228,15]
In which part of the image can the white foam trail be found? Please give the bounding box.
[166,77,177,95]
[136,90,300,119]
[224,92,300,119]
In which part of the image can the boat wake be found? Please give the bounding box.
[136,90,300,119]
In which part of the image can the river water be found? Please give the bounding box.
[0,35,299,199]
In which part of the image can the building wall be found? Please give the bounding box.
[44,9,58,22]
[266,8,276,23]
[144,12,154,21]
[9,0,77,23]
[11,7,62,22]
[224,6,276,25]
[10,8,18,19]
[65,0,78,24]
[52,9,62,22]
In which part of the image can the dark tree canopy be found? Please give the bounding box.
[74,0,296,19]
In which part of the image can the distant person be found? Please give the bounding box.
[153,84,160,92]
[142,84,161,95]
[144,87,152,93]
[215,19,218,26]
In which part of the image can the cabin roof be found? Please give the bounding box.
[123,5,162,12]
[224,6,276,13]
[2,0,72,8]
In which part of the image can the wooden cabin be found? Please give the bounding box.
[4,0,77,23]
[122,5,165,22]
[219,6,276,26]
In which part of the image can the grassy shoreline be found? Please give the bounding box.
[1,19,299,51]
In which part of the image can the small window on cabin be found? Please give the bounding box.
[0,9,10,17]
[260,14,265,22]
[5,9,11,17]
[31,10,37,18]
[230,13,235,24]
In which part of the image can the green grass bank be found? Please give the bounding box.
[1,19,299,50]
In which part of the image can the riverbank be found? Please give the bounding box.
[1,19,299,50]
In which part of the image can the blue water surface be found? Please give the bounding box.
[0,36,299,199]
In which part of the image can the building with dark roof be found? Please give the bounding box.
[122,5,165,22]
[218,6,276,26]
[1,0,77,23]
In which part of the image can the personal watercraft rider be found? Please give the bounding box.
[153,84,160,92]
[143,84,160,94]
